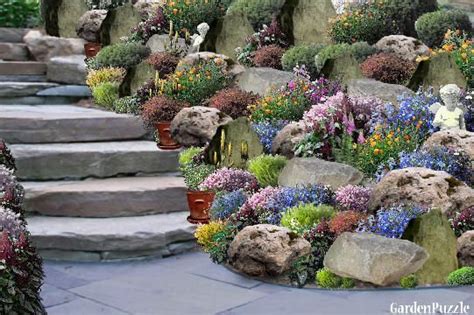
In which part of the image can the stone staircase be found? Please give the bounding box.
[0,28,195,261]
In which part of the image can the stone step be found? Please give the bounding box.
[0,105,146,143]
[0,75,47,82]
[0,61,47,75]
[23,175,187,217]
[10,141,180,180]
[0,28,29,43]
[0,43,29,61]
[26,212,196,261]
[0,81,58,97]
[0,96,83,105]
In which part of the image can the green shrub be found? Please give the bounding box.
[383,0,438,37]
[416,10,472,47]
[179,147,203,169]
[315,44,351,72]
[94,42,151,69]
[92,82,120,109]
[447,267,474,286]
[229,0,286,28]
[0,0,40,28]
[113,96,140,115]
[400,274,418,289]
[350,41,377,62]
[247,154,287,187]
[329,3,389,45]
[282,44,326,76]
[182,163,216,191]
[281,204,335,233]
[316,268,355,289]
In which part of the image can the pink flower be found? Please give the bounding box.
[199,168,259,192]
[335,185,372,212]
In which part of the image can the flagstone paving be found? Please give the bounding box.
[42,251,474,315]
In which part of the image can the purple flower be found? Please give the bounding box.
[199,168,259,193]
[335,185,372,212]
[0,206,24,239]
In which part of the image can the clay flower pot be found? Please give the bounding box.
[155,122,181,150]
[186,190,215,224]
[84,42,101,58]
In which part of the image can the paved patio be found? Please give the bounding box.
[42,251,474,315]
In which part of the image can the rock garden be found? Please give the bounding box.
[1,0,474,310]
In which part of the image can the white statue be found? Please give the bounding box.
[432,84,466,131]
[189,22,210,54]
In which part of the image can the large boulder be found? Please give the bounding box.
[214,12,254,59]
[271,121,306,159]
[458,231,474,267]
[278,157,364,189]
[347,78,415,106]
[291,0,336,45]
[170,107,232,147]
[99,3,142,45]
[375,35,430,62]
[228,224,311,277]
[23,30,85,62]
[408,53,467,92]
[146,34,187,54]
[235,67,293,96]
[120,60,155,96]
[324,232,429,286]
[403,209,458,285]
[41,0,89,38]
[205,118,263,169]
[321,54,364,85]
[422,130,474,162]
[47,55,87,85]
[76,10,108,42]
[369,168,474,216]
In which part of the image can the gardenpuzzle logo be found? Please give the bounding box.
[390,301,471,314]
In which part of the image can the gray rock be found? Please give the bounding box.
[146,34,187,53]
[291,0,336,45]
[36,85,91,97]
[457,230,474,267]
[347,78,415,106]
[76,10,108,42]
[0,43,28,61]
[99,3,142,45]
[10,141,179,180]
[0,81,58,97]
[56,0,89,38]
[171,107,232,147]
[236,67,293,96]
[369,168,474,217]
[23,30,85,62]
[324,232,429,286]
[271,122,306,159]
[0,27,29,43]
[23,176,187,217]
[176,52,234,73]
[375,35,430,62]
[27,212,196,254]
[0,104,146,143]
[228,224,311,277]
[278,157,364,189]
[423,130,474,162]
[321,53,364,85]
[47,55,87,85]
[214,12,254,59]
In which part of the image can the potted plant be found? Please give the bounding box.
[141,95,189,150]
[179,148,216,224]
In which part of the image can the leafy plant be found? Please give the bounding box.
[141,95,189,126]
[252,44,285,69]
[281,204,335,234]
[329,211,366,236]
[0,140,16,171]
[113,96,140,115]
[360,53,416,84]
[209,87,259,119]
[182,163,216,191]
[451,206,474,237]
[0,0,40,28]
[129,7,167,44]
[211,190,248,220]
[92,82,120,109]
[446,267,474,286]
[179,147,203,169]
[316,268,355,289]
[247,154,287,187]
[400,274,418,289]
[86,67,126,89]
[229,0,286,28]
[415,10,472,48]
[194,221,226,251]
[1,166,24,215]
[207,224,237,264]
[282,44,326,76]
[315,44,351,73]
[350,41,378,62]
[94,42,151,69]
[147,52,180,77]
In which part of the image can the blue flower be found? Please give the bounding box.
[210,190,248,220]
[252,120,288,153]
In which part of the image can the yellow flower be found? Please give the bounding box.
[461,53,467,60]
[374,149,381,155]
[462,42,469,50]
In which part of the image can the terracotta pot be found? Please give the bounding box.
[186,190,215,224]
[155,122,181,150]
[84,42,101,58]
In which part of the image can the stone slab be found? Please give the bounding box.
[0,96,82,105]
[10,140,180,180]
[0,43,29,61]
[236,67,293,96]
[0,75,47,82]
[0,105,147,143]
[22,175,187,217]
[0,27,29,42]
[0,81,57,97]
[36,85,91,97]
[27,212,195,253]
[0,61,47,75]
[46,298,128,315]
[47,55,87,85]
